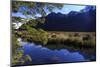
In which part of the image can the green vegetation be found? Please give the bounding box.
[17,24,48,45]
[26,18,45,27]
[12,17,23,22]
[12,1,63,17]
[12,27,32,66]
[12,17,48,65]
[46,32,96,50]
[12,1,96,66]
[12,49,32,65]
[12,1,63,65]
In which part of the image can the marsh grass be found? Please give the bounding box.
[46,32,96,50]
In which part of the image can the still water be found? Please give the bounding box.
[19,42,95,65]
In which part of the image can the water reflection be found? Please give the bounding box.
[20,42,90,65]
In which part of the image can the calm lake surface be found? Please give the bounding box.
[19,42,96,65]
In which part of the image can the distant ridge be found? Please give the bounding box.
[36,6,96,32]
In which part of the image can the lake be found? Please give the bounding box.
[17,42,96,66]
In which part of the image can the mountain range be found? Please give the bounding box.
[36,6,96,32]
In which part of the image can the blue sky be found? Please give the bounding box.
[12,4,86,18]
[53,5,85,14]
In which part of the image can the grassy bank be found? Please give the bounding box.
[16,29,96,50]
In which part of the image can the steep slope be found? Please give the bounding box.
[36,6,96,32]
